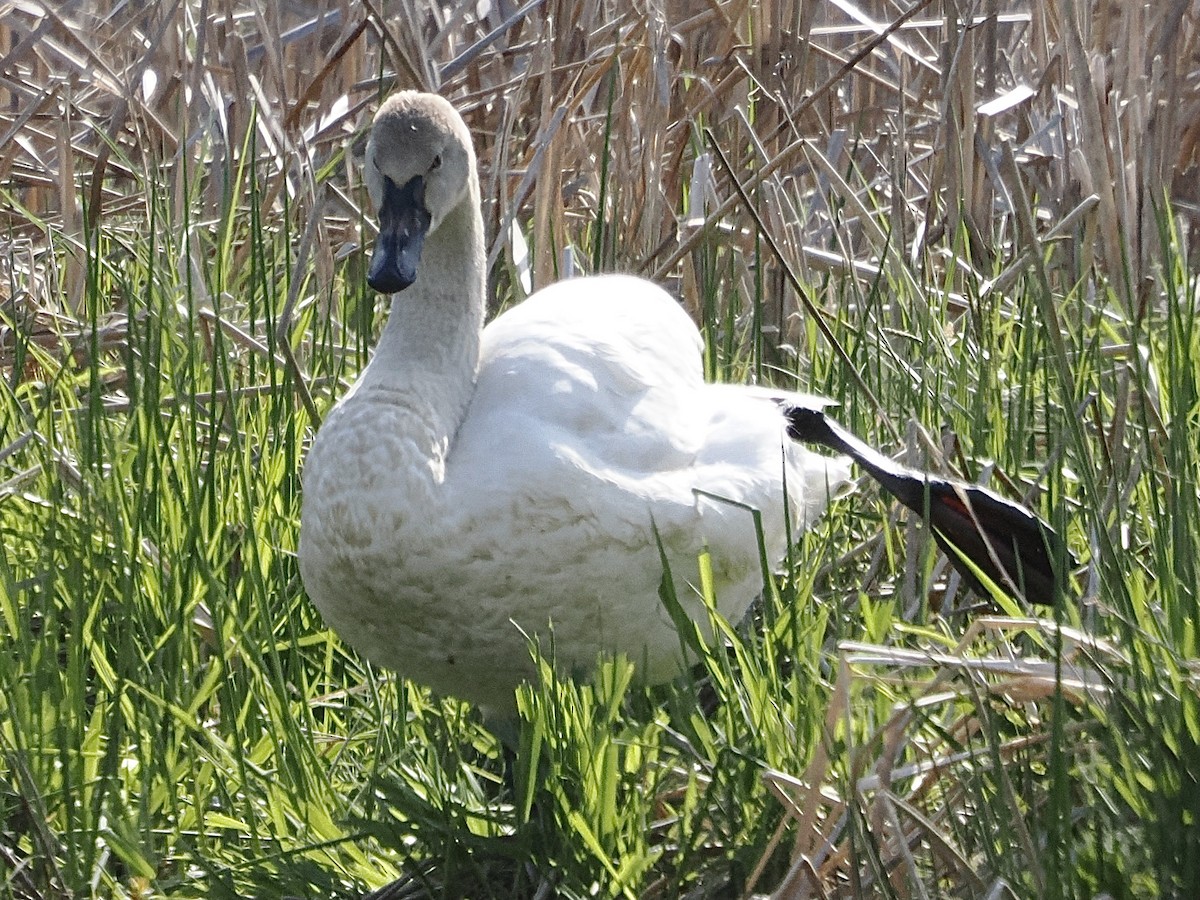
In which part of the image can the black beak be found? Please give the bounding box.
[783,403,1075,605]
[367,175,432,294]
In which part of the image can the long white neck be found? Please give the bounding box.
[358,178,486,444]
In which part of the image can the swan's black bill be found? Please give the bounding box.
[783,403,1074,605]
[368,174,431,294]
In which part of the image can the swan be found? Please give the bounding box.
[297,91,850,711]
[299,92,1075,713]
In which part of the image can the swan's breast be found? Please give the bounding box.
[299,383,707,705]
[302,398,445,542]
[300,395,449,627]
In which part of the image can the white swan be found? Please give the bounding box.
[298,92,850,711]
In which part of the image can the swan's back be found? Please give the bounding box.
[299,93,847,711]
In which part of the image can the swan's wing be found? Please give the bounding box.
[447,275,705,550]
[465,274,706,471]
[430,276,847,684]
[448,273,845,564]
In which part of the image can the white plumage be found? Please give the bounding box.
[299,92,849,711]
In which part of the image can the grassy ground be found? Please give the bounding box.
[2,1,1200,897]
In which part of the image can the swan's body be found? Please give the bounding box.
[299,92,848,710]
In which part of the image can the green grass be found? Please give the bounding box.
[5,150,1200,897]
[4,12,1200,898]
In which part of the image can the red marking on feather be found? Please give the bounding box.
[941,493,971,517]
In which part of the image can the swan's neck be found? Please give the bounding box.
[358,184,485,441]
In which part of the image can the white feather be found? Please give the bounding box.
[299,93,849,712]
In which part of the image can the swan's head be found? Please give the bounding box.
[364,91,475,294]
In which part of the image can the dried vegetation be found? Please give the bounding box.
[4,1,1198,359]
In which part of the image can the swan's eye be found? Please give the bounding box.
[429,154,442,172]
